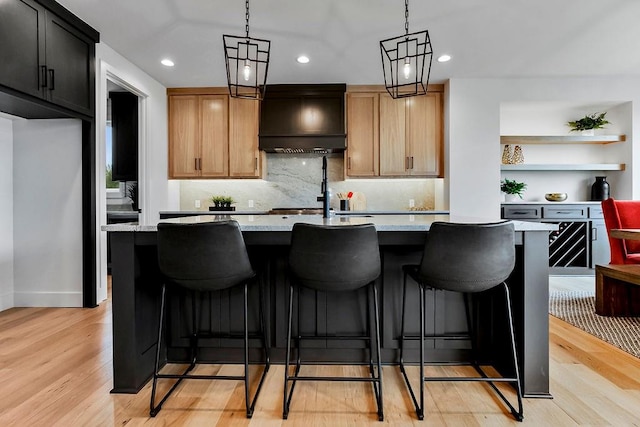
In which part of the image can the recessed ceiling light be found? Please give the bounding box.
[296,55,310,64]
[161,58,175,67]
[437,55,451,63]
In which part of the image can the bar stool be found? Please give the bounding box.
[399,221,523,421]
[150,220,270,418]
[283,223,384,421]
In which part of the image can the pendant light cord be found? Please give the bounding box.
[405,0,409,35]
[245,0,250,38]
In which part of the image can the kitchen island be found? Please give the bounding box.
[104,214,554,398]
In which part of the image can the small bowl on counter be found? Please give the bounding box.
[545,193,568,202]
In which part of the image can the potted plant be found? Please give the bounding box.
[210,195,235,211]
[127,182,138,211]
[567,112,610,135]
[501,179,527,201]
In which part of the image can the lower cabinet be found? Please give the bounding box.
[502,203,610,273]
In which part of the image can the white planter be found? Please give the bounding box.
[504,193,520,202]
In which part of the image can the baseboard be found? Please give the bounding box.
[0,291,14,312]
[13,291,83,307]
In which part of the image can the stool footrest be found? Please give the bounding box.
[286,375,380,383]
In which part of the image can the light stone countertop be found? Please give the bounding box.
[102,214,556,233]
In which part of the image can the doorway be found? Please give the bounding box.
[96,64,147,304]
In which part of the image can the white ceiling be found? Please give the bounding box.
[56,0,640,88]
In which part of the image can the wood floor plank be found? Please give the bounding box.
[0,286,640,426]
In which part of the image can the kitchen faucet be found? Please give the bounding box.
[317,156,330,218]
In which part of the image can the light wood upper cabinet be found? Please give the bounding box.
[346,93,379,177]
[379,94,407,176]
[380,91,442,177]
[229,97,260,177]
[406,93,442,176]
[168,88,260,179]
[200,95,229,177]
[168,95,200,178]
[346,85,443,178]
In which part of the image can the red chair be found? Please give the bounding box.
[601,198,640,264]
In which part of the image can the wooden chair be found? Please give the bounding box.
[601,198,640,264]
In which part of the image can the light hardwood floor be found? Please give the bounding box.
[1,278,639,426]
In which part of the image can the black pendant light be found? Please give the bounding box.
[223,0,271,100]
[380,0,433,99]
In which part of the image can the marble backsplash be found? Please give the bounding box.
[178,154,445,211]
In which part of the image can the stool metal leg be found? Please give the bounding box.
[372,283,384,421]
[502,283,524,421]
[149,284,166,417]
[150,285,194,416]
[399,269,425,420]
[283,284,294,419]
[243,283,251,417]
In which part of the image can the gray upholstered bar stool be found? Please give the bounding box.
[399,221,523,421]
[150,220,270,418]
[284,223,384,421]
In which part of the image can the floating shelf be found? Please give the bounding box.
[501,163,626,171]
[500,135,626,145]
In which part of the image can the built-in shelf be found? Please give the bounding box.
[500,135,626,145]
[501,163,626,171]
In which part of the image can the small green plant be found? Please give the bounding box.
[501,179,527,198]
[210,195,234,207]
[567,112,610,132]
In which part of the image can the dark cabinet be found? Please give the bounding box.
[109,92,138,181]
[0,0,95,116]
[0,0,45,99]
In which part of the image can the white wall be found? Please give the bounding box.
[95,42,172,302]
[0,116,14,311]
[448,78,640,218]
[13,119,83,307]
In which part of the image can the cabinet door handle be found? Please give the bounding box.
[40,66,48,88]
[48,69,55,90]
[347,157,351,169]
[195,158,198,171]
[405,157,409,170]
[410,156,414,169]
[254,157,258,170]
[592,227,597,241]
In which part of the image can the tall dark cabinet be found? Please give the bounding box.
[0,0,99,307]
[109,92,138,182]
[0,0,94,117]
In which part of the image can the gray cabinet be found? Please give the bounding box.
[502,202,610,273]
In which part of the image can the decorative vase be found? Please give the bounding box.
[590,176,610,201]
[512,145,524,164]
[581,129,595,136]
[502,145,513,164]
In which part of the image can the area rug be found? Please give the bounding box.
[549,290,640,358]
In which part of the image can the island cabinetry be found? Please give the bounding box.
[0,0,95,116]
[168,88,260,179]
[344,85,443,178]
[107,222,552,398]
